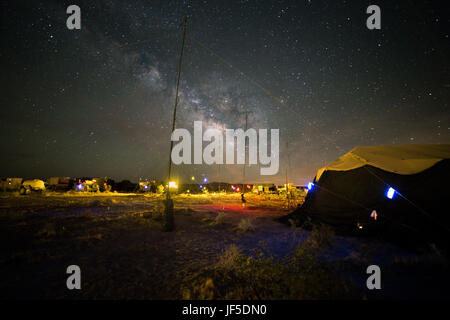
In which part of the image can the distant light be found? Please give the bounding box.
[231,185,235,190]
[191,176,195,181]
[144,185,148,190]
[386,187,396,199]
[307,182,314,190]
[236,187,240,192]
[168,181,178,189]
[203,178,208,183]
[199,185,203,189]
[77,184,83,191]
[246,184,251,189]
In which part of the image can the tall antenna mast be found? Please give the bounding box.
[285,140,292,208]
[163,15,187,232]
[242,110,250,193]
[168,15,188,183]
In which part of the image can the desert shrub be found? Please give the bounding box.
[307,224,335,250]
[36,223,57,238]
[149,202,165,221]
[211,212,226,226]
[105,198,119,205]
[182,277,216,300]
[215,244,241,270]
[288,218,296,228]
[236,218,255,233]
[181,229,359,300]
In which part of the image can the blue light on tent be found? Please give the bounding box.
[77,184,83,191]
[307,182,314,190]
[203,178,208,183]
[200,185,203,189]
[144,185,148,190]
[386,187,396,199]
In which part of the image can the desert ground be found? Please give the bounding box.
[0,192,448,299]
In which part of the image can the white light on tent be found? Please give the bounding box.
[386,187,396,199]
[307,182,314,190]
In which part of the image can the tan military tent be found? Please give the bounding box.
[291,144,450,248]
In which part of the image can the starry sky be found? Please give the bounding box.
[1,0,449,185]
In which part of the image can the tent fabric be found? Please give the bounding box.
[291,144,450,248]
[316,144,450,180]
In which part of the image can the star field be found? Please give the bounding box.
[1,0,448,184]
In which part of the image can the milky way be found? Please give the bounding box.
[1,0,448,185]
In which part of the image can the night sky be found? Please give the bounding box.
[1,0,449,185]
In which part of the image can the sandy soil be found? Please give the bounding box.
[0,192,448,299]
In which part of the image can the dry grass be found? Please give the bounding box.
[181,228,359,300]
[211,212,227,226]
[236,218,255,233]
[1,192,447,299]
